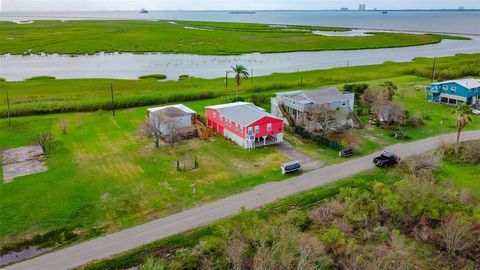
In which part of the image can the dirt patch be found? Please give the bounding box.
[1,145,48,183]
[272,142,325,171]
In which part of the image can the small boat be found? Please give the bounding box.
[140,9,149,14]
[382,10,388,14]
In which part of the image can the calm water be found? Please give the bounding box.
[1,37,479,81]
[1,10,480,81]
[1,10,480,34]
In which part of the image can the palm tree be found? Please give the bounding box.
[380,81,398,102]
[452,103,472,147]
[231,64,249,99]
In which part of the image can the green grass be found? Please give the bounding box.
[0,20,467,56]
[1,53,480,118]
[438,161,480,195]
[82,153,480,270]
[82,167,400,270]
[0,102,290,246]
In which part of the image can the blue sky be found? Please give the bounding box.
[2,0,479,11]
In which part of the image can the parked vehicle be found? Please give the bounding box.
[373,151,400,168]
[281,160,301,174]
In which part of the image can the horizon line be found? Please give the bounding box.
[2,8,480,12]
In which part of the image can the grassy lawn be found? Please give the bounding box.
[438,161,480,195]
[1,53,479,118]
[0,103,289,246]
[1,54,479,249]
[0,20,466,56]
[83,152,479,270]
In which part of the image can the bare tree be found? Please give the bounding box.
[163,118,180,148]
[437,213,473,256]
[141,118,163,148]
[361,88,384,113]
[224,237,248,270]
[59,120,70,135]
[411,112,423,128]
[375,101,404,129]
[304,104,350,134]
[35,131,52,154]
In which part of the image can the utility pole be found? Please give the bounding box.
[110,83,115,116]
[225,70,228,89]
[251,68,254,87]
[6,91,11,126]
[431,57,436,83]
[345,61,349,83]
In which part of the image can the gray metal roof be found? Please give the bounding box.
[278,87,348,105]
[433,78,480,89]
[207,102,281,126]
[152,107,190,119]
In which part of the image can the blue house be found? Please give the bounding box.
[426,78,480,106]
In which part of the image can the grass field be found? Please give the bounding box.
[2,53,480,118]
[1,54,479,252]
[0,20,466,56]
[1,73,479,248]
[0,105,289,247]
[83,154,479,270]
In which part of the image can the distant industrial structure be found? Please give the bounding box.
[359,4,366,11]
[340,7,349,11]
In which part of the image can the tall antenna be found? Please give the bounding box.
[345,60,350,83]
[6,91,11,126]
[431,57,436,83]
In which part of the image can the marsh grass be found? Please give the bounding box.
[0,20,466,55]
[25,76,56,81]
[1,54,479,118]
[138,74,167,80]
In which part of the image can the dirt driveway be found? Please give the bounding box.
[272,141,325,170]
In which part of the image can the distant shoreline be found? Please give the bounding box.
[1,9,480,12]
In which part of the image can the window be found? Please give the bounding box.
[341,101,346,106]
[212,112,216,118]
[443,85,448,90]
[247,127,253,135]
[267,123,272,131]
[237,124,240,131]
[255,125,260,133]
[451,86,457,92]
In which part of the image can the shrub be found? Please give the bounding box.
[25,75,55,81]
[0,77,5,82]
[399,153,440,178]
[249,94,270,106]
[423,115,432,121]
[286,209,311,231]
[343,83,368,95]
[437,141,480,164]
[178,74,189,80]
[138,74,167,80]
[411,112,424,128]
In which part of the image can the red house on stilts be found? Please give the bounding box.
[206,102,284,150]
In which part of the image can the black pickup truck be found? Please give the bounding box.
[373,152,400,168]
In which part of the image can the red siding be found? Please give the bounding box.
[247,116,283,138]
[206,108,283,139]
